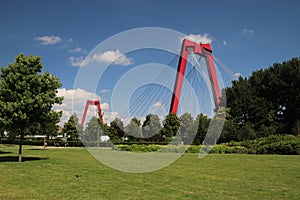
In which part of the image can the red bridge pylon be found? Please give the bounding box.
[170,38,220,114]
[81,100,104,126]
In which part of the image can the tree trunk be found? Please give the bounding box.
[18,134,24,162]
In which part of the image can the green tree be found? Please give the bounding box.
[40,110,62,138]
[142,114,162,139]
[109,118,125,141]
[0,54,63,162]
[63,113,82,140]
[125,117,142,141]
[223,57,300,137]
[193,114,210,145]
[161,113,180,138]
[83,116,103,147]
[237,122,256,141]
[219,119,239,143]
[179,113,196,144]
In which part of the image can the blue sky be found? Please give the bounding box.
[1,0,299,124]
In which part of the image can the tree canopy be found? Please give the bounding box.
[63,113,83,140]
[222,57,300,139]
[0,54,63,161]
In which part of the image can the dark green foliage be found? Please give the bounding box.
[229,134,300,155]
[223,57,300,140]
[219,119,239,143]
[125,117,142,140]
[179,113,197,144]
[62,113,82,140]
[0,138,113,147]
[0,54,63,161]
[82,116,105,147]
[161,113,180,138]
[193,114,210,145]
[108,117,125,141]
[112,135,300,155]
[142,114,162,138]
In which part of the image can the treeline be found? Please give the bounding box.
[63,112,210,145]
[60,58,300,145]
[220,57,300,141]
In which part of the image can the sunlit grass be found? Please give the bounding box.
[0,145,299,199]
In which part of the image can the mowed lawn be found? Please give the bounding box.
[0,145,299,200]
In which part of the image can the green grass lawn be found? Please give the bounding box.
[0,144,299,200]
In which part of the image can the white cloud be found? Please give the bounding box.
[53,88,116,126]
[69,47,87,53]
[243,28,254,34]
[35,35,62,45]
[92,49,132,66]
[185,34,213,44]
[101,102,109,110]
[69,56,84,67]
[233,72,242,79]
[148,101,167,119]
[100,89,110,93]
[153,101,162,107]
[69,49,132,67]
[223,40,227,46]
[105,112,119,124]
[53,88,101,125]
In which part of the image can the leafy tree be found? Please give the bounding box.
[83,116,103,147]
[0,54,63,162]
[179,113,196,144]
[63,113,82,140]
[291,119,300,136]
[109,118,125,141]
[142,114,162,139]
[223,57,300,138]
[125,117,142,141]
[193,114,210,145]
[161,113,180,138]
[214,107,239,143]
[40,110,62,138]
[219,119,239,143]
[237,122,256,141]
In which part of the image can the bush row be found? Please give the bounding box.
[2,134,299,154]
[227,134,300,155]
[112,144,248,154]
[0,139,84,147]
[112,135,300,155]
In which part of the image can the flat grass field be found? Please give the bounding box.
[0,145,299,200]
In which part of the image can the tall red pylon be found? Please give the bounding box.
[81,100,104,126]
[169,38,220,114]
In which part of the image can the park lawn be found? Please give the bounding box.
[0,144,299,200]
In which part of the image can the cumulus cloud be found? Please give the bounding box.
[69,56,84,67]
[69,47,87,53]
[53,88,116,126]
[69,49,132,67]
[101,102,109,110]
[233,72,242,79]
[153,101,162,107]
[35,35,62,45]
[92,49,132,66]
[243,28,254,34]
[54,88,100,125]
[185,34,213,44]
[148,101,167,119]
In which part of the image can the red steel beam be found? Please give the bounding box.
[169,38,220,114]
[81,100,104,126]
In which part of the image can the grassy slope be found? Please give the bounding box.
[0,145,299,200]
